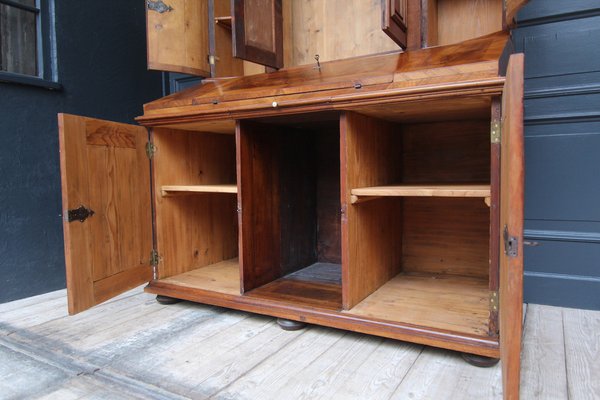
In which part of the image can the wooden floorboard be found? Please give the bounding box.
[0,285,598,399]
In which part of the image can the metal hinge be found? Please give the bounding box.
[147,0,173,13]
[503,225,518,257]
[146,142,156,159]
[207,55,219,66]
[489,291,498,312]
[491,121,501,143]
[149,249,159,279]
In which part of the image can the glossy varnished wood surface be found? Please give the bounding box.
[499,54,525,400]
[138,32,508,126]
[58,114,153,315]
[346,272,490,337]
[161,184,238,196]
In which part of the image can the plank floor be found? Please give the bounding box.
[0,286,598,400]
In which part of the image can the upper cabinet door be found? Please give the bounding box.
[381,0,408,49]
[499,54,525,400]
[232,0,283,69]
[58,114,154,315]
[147,0,211,76]
[504,0,530,26]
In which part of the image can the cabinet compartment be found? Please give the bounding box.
[342,110,493,336]
[238,117,342,309]
[152,128,239,293]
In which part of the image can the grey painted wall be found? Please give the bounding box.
[514,0,600,310]
[0,1,162,303]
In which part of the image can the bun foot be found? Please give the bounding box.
[156,295,182,305]
[277,318,307,331]
[461,353,500,368]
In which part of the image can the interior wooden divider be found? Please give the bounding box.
[341,112,404,310]
[152,128,238,279]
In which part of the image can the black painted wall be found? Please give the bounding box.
[514,0,600,310]
[0,1,162,303]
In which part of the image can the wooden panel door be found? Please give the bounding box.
[232,0,283,69]
[58,114,153,315]
[499,53,525,400]
[381,0,408,49]
[146,0,211,76]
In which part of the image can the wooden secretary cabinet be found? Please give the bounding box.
[59,1,529,399]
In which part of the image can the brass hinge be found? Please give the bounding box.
[146,142,156,159]
[489,291,498,311]
[149,249,159,279]
[491,121,501,144]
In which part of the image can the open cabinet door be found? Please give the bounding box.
[232,0,283,69]
[146,0,211,76]
[381,0,408,49]
[58,114,154,315]
[504,0,529,26]
[499,54,525,400]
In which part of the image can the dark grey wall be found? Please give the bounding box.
[514,0,600,310]
[0,1,162,303]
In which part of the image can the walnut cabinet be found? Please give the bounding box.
[59,3,529,399]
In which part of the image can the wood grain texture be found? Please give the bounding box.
[161,184,237,196]
[212,0,244,77]
[232,0,283,68]
[381,0,408,49]
[288,0,400,67]
[402,197,490,279]
[347,272,490,336]
[351,184,491,199]
[520,305,568,400]
[341,112,403,309]
[140,31,508,122]
[489,97,501,335]
[563,308,600,400]
[146,0,210,76]
[246,278,342,311]
[58,114,153,315]
[147,280,500,357]
[435,0,503,46]
[499,54,525,400]
[152,128,238,279]
[157,258,240,295]
[237,121,282,291]
[402,120,491,183]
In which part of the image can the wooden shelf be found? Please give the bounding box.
[158,258,240,295]
[350,184,490,204]
[161,184,237,197]
[346,272,490,336]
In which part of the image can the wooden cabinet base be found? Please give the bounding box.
[145,280,500,359]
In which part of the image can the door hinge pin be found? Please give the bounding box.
[146,142,156,159]
[491,121,501,144]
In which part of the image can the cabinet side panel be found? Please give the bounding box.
[341,112,403,309]
[435,0,503,46]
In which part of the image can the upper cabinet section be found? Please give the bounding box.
[146,0,211,76]
[232,0,284,69]
[145,0,529,78]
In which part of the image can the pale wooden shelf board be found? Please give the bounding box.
[161,184,238,197]
[346,272,490,336]
[158,258,240,295]
[350,184,491,204]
